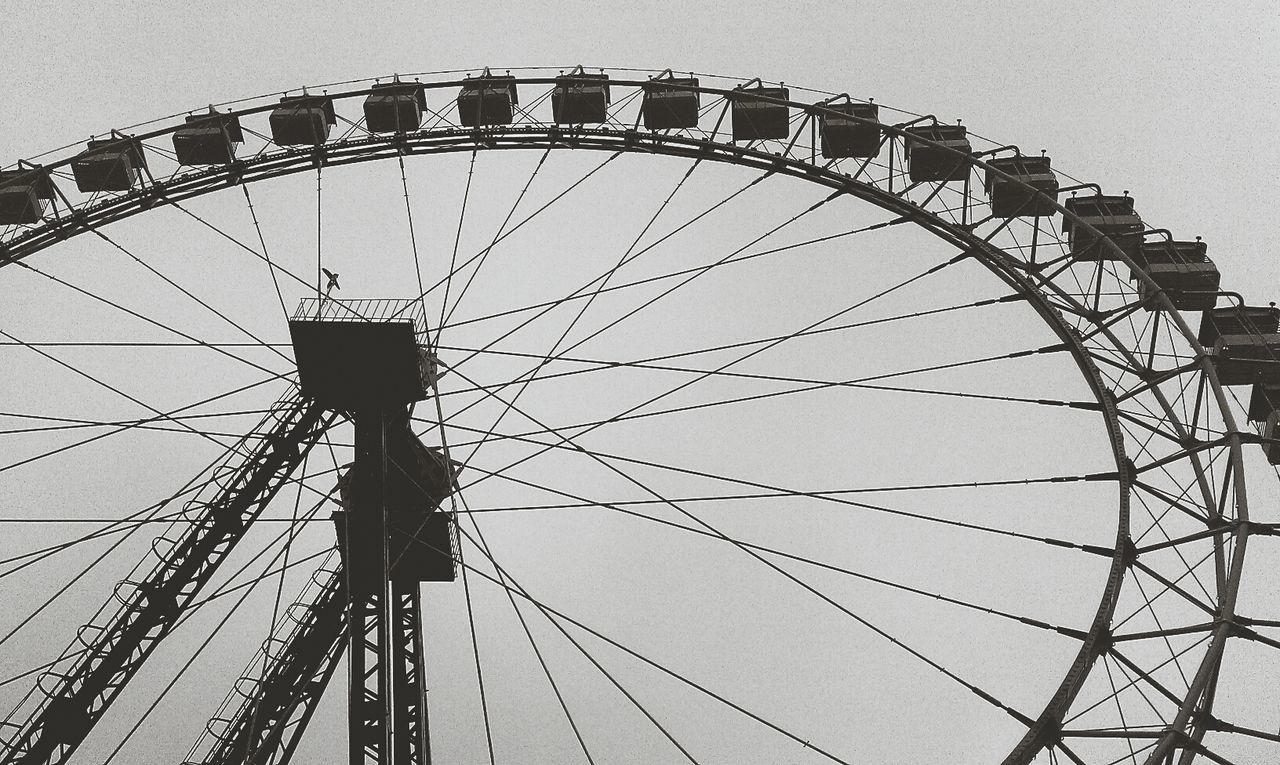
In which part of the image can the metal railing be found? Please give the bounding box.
[291,297,427,337]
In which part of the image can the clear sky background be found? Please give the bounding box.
[1,3,1279,764]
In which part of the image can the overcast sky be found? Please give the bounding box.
[2,3,1279,764]
[4,1,1278,300]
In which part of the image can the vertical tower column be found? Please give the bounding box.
[346,407,393,765]
[391,580,429,764]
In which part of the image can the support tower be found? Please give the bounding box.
[289,297,457,765]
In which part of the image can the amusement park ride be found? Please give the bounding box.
[3,66,1280,764]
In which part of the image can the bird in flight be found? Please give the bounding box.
[322,268,340,296]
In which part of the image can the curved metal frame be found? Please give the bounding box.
[0,69,1257,764]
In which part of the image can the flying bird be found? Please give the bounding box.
[322,268,340,296]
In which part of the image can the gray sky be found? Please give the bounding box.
[3,1,1278,299]
[2,3,1279,763]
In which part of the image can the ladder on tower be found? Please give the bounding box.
[0,389,336,765]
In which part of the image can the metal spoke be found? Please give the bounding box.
[454,154,705,465]
[436,150,476,340]
[12,261,285,379]
[458,493,597,763]
[89,226,292,365]
[452,456,1084,638]
[242,185,289,319]
[0,367,290,475]
[453,523,497,764]
[438,365,1036,728]
[100,499,328,763]
[442,364,1110,554]
[440,146,554,327]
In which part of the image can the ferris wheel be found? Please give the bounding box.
[1,65,1278,764]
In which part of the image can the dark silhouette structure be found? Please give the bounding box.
[3,66,1278,765]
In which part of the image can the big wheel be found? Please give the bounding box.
[1,66,1278,765]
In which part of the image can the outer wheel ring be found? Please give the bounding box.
[0,68,1256,764]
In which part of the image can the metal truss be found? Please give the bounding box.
[0,391,335,764]
[185,551,346,765]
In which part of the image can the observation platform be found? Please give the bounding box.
[288,297,432,408]
[288,296,458,585]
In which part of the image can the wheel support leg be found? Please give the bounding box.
[347,408,395,765]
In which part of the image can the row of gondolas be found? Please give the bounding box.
[1,69,1278,454]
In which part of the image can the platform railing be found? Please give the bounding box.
[291,297,427,337]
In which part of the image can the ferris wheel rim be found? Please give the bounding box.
[0,67,1260,765]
